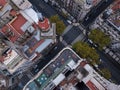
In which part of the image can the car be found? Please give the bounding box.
[67,20,72,24]
[88,39,93,44]
[33,65,38,69]
[35,68,39,73]
[54,46,58,50]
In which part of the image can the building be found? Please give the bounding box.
[0,47,26,73]
[0,0,56,73]
[0,72,10,90]
[92,0,120,62]
[11,0,32,10]
[0,0,12,27]
[52,0,101,21]
[107,0,120,31]
[23,47,120,90]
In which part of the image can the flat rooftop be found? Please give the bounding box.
[9,14,27,35]
[1,13,28,42]
[86,80,98,90]
[24,48,81,90]
[108,11,120,30]
[38,18,50,31]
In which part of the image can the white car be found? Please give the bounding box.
[67,20,72,24]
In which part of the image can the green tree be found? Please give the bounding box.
[100,68,111,80]
[73,41,100,65]
[88,29,111,50]
[49,15,66,35]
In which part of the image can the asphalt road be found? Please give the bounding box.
[82,0,114,27]
[63,26,83,44]
[29,0,56,18]
[98,50,120,84]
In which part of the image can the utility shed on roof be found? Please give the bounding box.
[67,59,76,70]
[53,73,65,86]
[84,64,93,74]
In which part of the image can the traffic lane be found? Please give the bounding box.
[82,0,114,27]
[98,50,120,84]
[30,42,65,75]
[63,26,82,44]
[44,42,65,60]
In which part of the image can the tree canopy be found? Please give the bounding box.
[73,41,100,65]
[100,68,111,80]
[88,29,111,50]
[49,15,66,35]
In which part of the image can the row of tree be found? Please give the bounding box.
[88,29,111,50]
[73,41,100,65]
[73,29,111,79]
[49,15,66,35]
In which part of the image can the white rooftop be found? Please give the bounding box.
[53,73,65,86]
[24,8,39,24]
[3,49,18,65]
[67,60,76,70]
[12,0,32,10]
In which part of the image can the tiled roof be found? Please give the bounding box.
[1,25,20,42]
[0,0,7,7]
[112,1,120,11]
[10,9,17,16]
[38,18,50,31]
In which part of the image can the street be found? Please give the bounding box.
[82,0,114,27]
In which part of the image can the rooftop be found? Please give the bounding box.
[11,0,32,10]
[38,18,50,31]
[0,0,7,8]
[9,13,27,35]
[111,0,120,12]
[108,11,120,31]
[86,80,98,90]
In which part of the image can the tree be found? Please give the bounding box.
[88,29,111,50]
[73,41,100,65]
[100,68,111,80]
[49,15,66,35]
